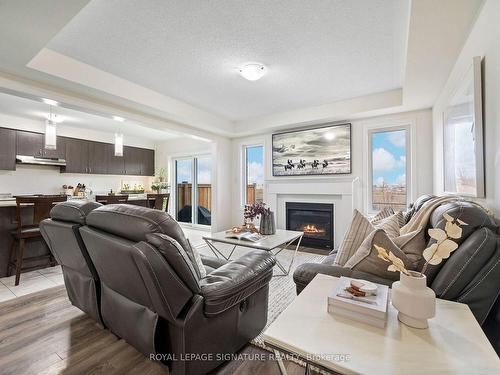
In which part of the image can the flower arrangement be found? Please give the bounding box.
[376,213,467,276]
[244,202,271,222]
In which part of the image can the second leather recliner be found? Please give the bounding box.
[77,204,276,375]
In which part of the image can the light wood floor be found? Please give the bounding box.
[0,286,311,375]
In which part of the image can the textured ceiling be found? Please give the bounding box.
[48,0,409,121]
[0,92,178,140]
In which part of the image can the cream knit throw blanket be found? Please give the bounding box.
[400,196,459,235]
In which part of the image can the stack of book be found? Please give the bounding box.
[327,276,389,328]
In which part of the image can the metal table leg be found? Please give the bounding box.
[203,239,236,261]
[271,234,303,276]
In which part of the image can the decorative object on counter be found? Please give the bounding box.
[375,213,467,328]
[120,183,145,194]
[62,184,74,196]
[151,182,168,193]
[73,183,86,197]
[156,168,166,182]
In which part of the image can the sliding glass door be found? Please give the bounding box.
[175,156,212,227]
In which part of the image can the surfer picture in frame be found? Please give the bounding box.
[272,123,351,176]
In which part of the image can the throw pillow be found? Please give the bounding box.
[335,210,406,266]
[334,209,375,266]
[392,227,426,270]
[343,229,415,281]
[371,212,402,238]
[395,211,406,228]
[371,207,394,222]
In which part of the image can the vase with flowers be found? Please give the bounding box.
[375,213,467,328]
[244,202,276,235]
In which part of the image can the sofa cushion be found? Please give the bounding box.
[335,210,402,266]
[371,207,394,222]
[343,229,415,281]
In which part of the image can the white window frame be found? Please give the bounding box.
[172,153,212,229]
[363,120,416,215]
[240,143,265,207]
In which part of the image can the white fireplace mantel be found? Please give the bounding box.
[265,178,359,249]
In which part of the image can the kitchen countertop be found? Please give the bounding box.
[0,194,164,207]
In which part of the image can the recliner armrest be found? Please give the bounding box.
[199,250,276,316]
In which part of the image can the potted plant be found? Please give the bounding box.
[244,202,276,235]
[375,213,466,328]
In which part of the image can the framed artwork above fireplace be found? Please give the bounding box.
[272,123,351,176]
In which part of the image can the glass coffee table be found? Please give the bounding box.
[203,229,303,276]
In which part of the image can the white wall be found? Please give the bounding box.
[0,113,154,195]
[230,109,434,226]
[433,0,500,216]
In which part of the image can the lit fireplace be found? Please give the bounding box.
[301,224,326,235]
[286,202,333,250]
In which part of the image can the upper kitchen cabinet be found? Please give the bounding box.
[106,143,125,175]
[16,130,43,157]
[88,141,108,174]
[16,130,66,159]
[0,128,16,170]
[63,137,89,173]
[141,148,155,176]
[124,146,142,175]
[124,146,155,176]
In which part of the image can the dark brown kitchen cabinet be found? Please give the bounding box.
[63,138,89,173]
[106,144,125,175]
[141,148,155,176]
[16,130,43,157]
[88,142,108,174]
[124,146,142,175]
[0,128,16,170]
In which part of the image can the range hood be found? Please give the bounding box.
[16,155,67,167]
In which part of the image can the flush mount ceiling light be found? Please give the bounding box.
[238,63,267,81]
[112,115,125,122]
[42,98,59,106]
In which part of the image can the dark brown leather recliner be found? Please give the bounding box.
[39,200,104,325]
[78,204,276,375]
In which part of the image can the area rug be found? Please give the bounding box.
[195,243,326,348]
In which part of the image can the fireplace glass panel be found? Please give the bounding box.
[286,202,333,250]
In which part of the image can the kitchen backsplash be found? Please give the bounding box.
[0,164,154,195]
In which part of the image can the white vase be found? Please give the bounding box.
[391,271,436,329]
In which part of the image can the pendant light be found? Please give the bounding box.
[114,133,124,157]
[44,106,57,150]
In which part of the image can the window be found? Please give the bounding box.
[244,145,264,204]
[175,156,212,226]
[370,128,408,211]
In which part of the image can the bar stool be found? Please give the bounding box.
[9,195,67,285]
[147,193,170,211]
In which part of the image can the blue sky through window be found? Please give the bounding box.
[246,146,264,186]
[372,130,406,186]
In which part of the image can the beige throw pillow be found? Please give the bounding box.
[335,209,375,266]
[371,212,402,238]
[335,210,402,266]
[344,227,426,281]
